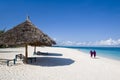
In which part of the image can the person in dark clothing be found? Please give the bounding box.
[90,50,93,57]
[93,50,96,58]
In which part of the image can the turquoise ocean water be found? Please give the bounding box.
[55,46,120,61]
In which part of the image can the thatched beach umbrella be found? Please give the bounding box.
[0,17,56,63]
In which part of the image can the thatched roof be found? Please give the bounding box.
[0,18,56,46]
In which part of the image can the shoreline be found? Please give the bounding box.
[79,50,120,62]
[0,46,120,80]
[56,46,120,61]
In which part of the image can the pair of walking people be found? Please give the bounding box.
[90,50,96,58]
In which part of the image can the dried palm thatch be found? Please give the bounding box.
[0,17,56,63]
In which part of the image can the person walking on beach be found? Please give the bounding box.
[90,50,93,57]
[93,50,96,58]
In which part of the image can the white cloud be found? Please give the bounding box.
[95,38,120,46]
[53,38,57,41]
[58,41,76,46]
[56,38,120,46]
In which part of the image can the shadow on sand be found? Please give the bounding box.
[35,52,63,56]
[0,51,20,53]
[28,57,75,67]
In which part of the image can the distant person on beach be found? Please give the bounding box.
[90,50,93,57]
[90,50,96,58]
[93,50,96,58]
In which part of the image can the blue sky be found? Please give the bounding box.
[0,0,120,46]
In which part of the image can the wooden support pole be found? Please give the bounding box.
[25,44,28,63]
[34,46,36,53]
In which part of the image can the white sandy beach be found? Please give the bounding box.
[0,46,120,80]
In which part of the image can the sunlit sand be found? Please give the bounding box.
[0,46,120,80]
